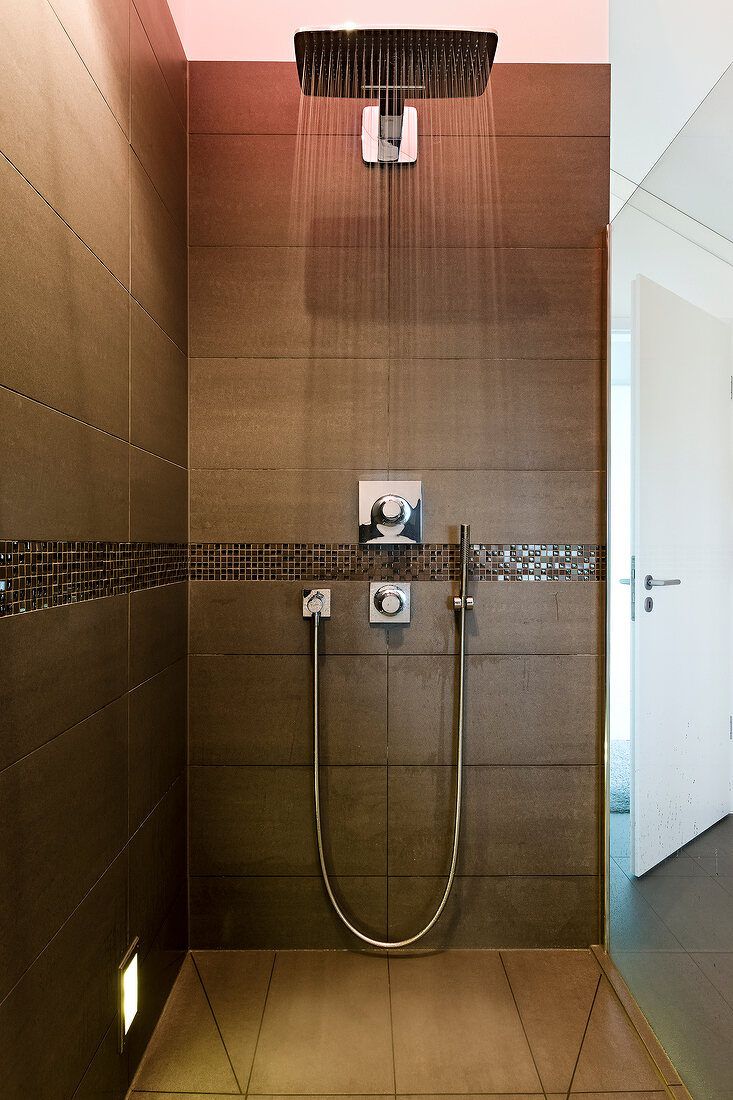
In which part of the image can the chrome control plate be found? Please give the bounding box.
[370,582,410,624]
[303,588,331,618]
[359,480,422,545]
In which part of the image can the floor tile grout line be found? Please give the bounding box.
[189,951,244,1094]
[386,955,398,1095]
[563,970,601,1099]
[497,951,549,1098]
[242,949,278,1097]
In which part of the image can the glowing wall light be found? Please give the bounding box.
[118,938,139,1051]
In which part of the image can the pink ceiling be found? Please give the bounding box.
[166,0,608,62]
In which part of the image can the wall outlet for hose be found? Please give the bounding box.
[303,589,331,618]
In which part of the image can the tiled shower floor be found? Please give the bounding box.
[128,948,690,1098]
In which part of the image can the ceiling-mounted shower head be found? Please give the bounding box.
[293,26,498,164]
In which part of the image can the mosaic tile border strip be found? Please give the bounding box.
[0,540,605,617]
[0,541,188,617]
[189,543,606,583]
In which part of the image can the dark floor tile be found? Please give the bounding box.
[131,6,186,232]
[388,654,602,765]
[0,595,127,770]
[0,855,127,1100]
[190,654,387,765]
[129,658,187,832]
[190,581,387,656]
[248,952,394,1094]
[388,875,599,948]
[613,952,733,1100]
[190,134,389,246]
[389,951,540,1094]
[0,154,129,438]
[501,949,601,1094]
[389,247,604,360]
[632,875,733,952]
[608,859,684,953]
[132,0,187,123]
[190,245,389,358]
[189,876,387,949]
[388,765,598,876]
[390,136,608,248]
[129,582,187,688]
[130,301,188,467]
[189,765,386,876]
[388,359,603,472]
[131,956,239,1094]
[0,389,129,541]
[0,0,129,281]
[0,698,127,1001]
[690,952,733,1010]
[130,448,187,543]
[572,977,666,1092]
[189,357,388,469]
[131,152,187,352]
[193,951,274,1087]
[681,814,733,858]
[190,468,387,543]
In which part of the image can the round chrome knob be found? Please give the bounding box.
[372,494,411,527]
[307,592,325,614]
[374,584,406,616]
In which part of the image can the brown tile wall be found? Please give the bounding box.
[187,61,609,949]
[0,2,188,1097]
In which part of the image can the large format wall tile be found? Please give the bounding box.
[389,468,604,544]
[188,62,610,138]
[388,654,602,766]
[386,581,604,656]
[129,658,187,831]
[0,597,128,770]
[190,246,389,358]
[189,654,388,765]
[190,358,389,469]
[191,581,388,657]
[131,301,188,466]
[48,0,131,135]
[129,778,187,959]
[190,134,389,247]
[391,136,609,248]
[0,390,129,541]
[130,582,188,688]
[388,765,599,876]
[388,875,600,948]
[0,856,127,1100]
[190,765,387,876]
[190,875,388,948]
[130,447,187,542]
[190,468,387,543]
[388,359,603,471]
[0,154,129,438]
[389,246,604,360]
[131,5,187,231]
[132,0,187,123]
[0,0,129,282]
[131,151,188,351]
[0,699,128,1000]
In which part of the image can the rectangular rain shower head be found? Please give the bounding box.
[293,26,498,164]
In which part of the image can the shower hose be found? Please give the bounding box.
[310,523,473,948]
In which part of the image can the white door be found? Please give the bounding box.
[631,274,733,876]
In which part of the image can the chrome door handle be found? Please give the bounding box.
[619,578,630,585]
[644,575,681,590]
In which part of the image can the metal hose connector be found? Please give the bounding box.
[312,523,472,949]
